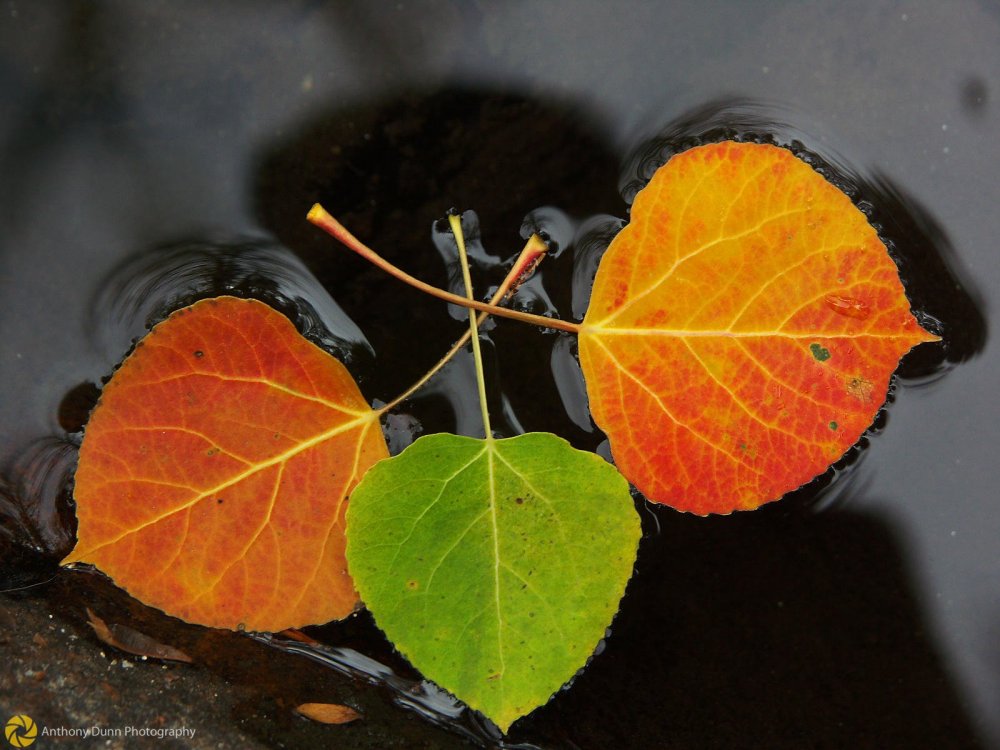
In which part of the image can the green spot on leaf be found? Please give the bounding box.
[810,343,831,362]
[829,421,838,431]
[346,432,640,732]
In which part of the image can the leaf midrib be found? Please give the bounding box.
[71,410,378,559]
[485,439,506,690]
[582,327,927,340]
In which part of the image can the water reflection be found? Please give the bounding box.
[569,215,626,321]
[89,238,374,371]
[0,438,77,590]
[254,632,544,750]
[431,210,559,326]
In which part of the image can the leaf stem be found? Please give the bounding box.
[376,233,549,415]
[307,204,580,334]
[450,213,493,439]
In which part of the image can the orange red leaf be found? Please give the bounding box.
[65,296,388,630]
[579,141,937,514]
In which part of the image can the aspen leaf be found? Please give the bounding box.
[65,296,388,631]
[85,607,193,663]
[295,702,361,724]
[579,141,938,514]
[346,432,641,732]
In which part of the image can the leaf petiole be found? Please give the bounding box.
[449,213,493,439]
[307,204,581,334]
[375,231,549,415]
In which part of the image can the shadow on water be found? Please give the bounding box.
[516,501,987,749]
[254,87,624,449]
[0,87,990,748]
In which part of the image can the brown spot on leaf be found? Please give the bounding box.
[847,376,874,403]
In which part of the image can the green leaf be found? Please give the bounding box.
[346,431,640,732]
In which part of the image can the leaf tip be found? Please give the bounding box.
[920,328,943,344]
[493,716,516,735]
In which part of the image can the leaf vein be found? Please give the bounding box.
[422,508,491,595]
[601,204,812,325]
[128,370,368,417]
[74,413,374,558]
[378,446,488,595]
[181,462,286,608]
[592,337,765,478]
[679,337,822,449]
[287,418,374,616]
[103,424,254,464]
[486,446,506,682]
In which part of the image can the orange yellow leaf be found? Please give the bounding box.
[295,703,361,724]
[65,296,388,630]
[579,141,937,515]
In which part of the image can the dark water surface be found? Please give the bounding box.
[2,2,999,748]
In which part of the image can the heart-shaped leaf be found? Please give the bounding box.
[579,141,938,514]
[346,431,640,732]
[65,296,388,631]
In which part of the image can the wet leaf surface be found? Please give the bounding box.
[580,141,938,514]
[346,432,640,732]
[66,296,388,631]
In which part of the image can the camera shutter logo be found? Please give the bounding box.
[4,715,37,748]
